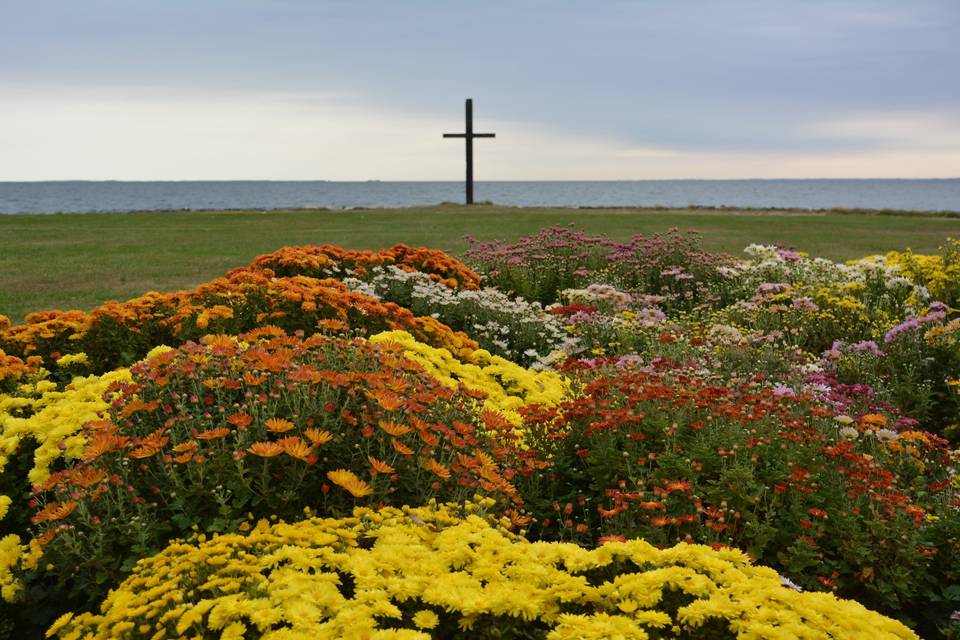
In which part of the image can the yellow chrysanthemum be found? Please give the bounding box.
[412,609,439,629]
[44,504,917,640]
[369,330,569,430]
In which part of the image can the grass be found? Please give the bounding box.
[2,204,959,323]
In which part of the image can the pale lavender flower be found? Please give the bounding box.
[758,282,789,294]
[884,301,949,343]
[772,384,796,397]
[616,354,646,368]
[792,297,818,313]
[885,316,923,343]
[851,340,883,355]
[777,249,803,261]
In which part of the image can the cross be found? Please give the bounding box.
[443,98,495,204]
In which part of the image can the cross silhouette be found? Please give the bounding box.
[443,98,495,204]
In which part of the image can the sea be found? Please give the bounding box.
[1,179,959,214]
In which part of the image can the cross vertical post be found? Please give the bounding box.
[465,98,474,204]
[443,98,495,205]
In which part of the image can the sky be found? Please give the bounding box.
[1,0,958,181]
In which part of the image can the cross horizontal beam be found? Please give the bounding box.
[442,133,496,138]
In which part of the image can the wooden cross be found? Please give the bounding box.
[443,98,495,204]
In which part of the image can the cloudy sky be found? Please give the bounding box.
[1,0,958,180]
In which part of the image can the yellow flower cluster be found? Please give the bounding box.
[0,353,139,599]
[369,330,569,427]
[875,240,960,306]
[0,346,173,501]
[812,285,872,326]
[0,534,41,602]
[0,366,131,488]
[0,534,22,601]
[55,352,90,368]
[0,361,131,600]
[48,503,917,640]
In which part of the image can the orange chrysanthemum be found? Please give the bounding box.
[129,445,161,459]
[425,459,451,480]
[368,455,395,474]
[418,430,440,446]
[227,413,254,429]
[318,318,348,332]
[369,390,404,412]
[203,334,237,351]
[598,535,627,544]
[391,438,414,456]
[861,414,888,427]
[278,436,313,462]
[248,441,284,457]
[326,469,373,498]
[265,418,296,433]
[170,441,199,464]
[475,450,495,469]
[129,427,169,459]
[481,409,513,431]
[378,420,412,437]
[69,467,106,488]
[32,500,78,525]
[243,324,285,340]
[639,501,666,510]
[453,420,476,436]
[120,399,159,418]
[304,428,334,446]
[195,427,232,440]
[242,372,267,386]
[83,431,129,459]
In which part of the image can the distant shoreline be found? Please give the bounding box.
[2,204,959,218]
[3,179,958,214]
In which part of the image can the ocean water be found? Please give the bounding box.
[1,179,959,214]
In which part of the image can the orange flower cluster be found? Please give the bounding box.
[0,268,477,370]
[0,310,91,361]
[28,329,526,557]
[249,244,482,290]
[0,348,42,391]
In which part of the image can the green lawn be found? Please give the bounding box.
[2,205,959,323]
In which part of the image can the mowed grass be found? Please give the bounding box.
[2,204,959,323]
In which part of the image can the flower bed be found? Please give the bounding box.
[47,502,917,640]
[1,232,958,639]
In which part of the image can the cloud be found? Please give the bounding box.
[0,86,957,180]
[807,112,960,150]
[1,0,958,179]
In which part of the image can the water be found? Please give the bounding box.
[1,180,959,214]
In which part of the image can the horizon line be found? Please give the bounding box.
[3,177,960,183]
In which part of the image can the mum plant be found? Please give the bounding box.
[515,362,959,635]
[48,502,917,640]
[5,329,536,622]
